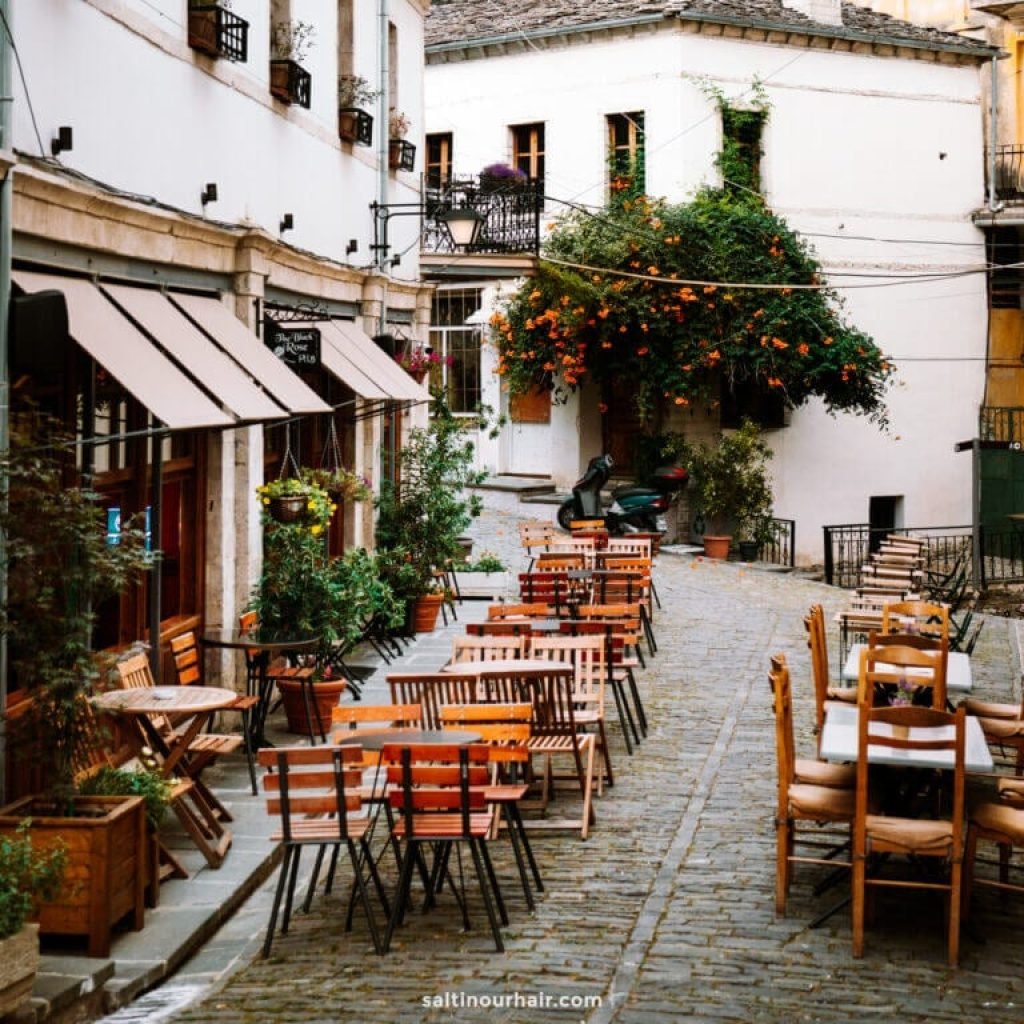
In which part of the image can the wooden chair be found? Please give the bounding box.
[962,678,1024,774]
[964,781,1024,921]
[382,743,506,952]
[859,641,948,711]
[534,552,586,573]
[805,604,857,738]
[439,702,543,908]
[528,634,613,793]
[769,654,854,917]
[487,602,554,621]
[590,566,656,653]
[519,522,555,571]
[851,694,966,966]
[450,634,529,665]
[258,745,385,956]
[880,600,950,642]
[387,672,480,729]
[465,619,536,639]
[170,631,259,795]
[545,536,597,568]
[568,518,605,531]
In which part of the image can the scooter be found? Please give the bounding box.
[557,454,688,535]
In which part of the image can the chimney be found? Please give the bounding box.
[781,0,844,27]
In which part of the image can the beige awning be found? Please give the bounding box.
[102,284,290,425]
[12,270,234,430]
[170,293,330,415]
[290,321,389,400]
[324,320,431,402]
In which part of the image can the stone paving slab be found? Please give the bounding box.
[156,511,1024,1024]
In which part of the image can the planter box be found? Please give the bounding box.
[188,4,248,61]
[270,59,312,108]
[452,571,510,600]
[0,923,38,1017]
[338,107,373,146]
[388,139,416,172]
[0,795,146,957]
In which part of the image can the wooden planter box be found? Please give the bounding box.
[188,4,248,61]
[0,924,38,1017]
[270,59,312,108]
[338,107,373,146]
[0,795,146,957]
[388,139,416,172]
[452,571,510,600]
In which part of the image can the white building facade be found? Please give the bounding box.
[7,0,431,676]
[424,0,997,564]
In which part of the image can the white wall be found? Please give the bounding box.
[426,25,989,562]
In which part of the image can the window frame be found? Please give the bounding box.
[606,111,645,193]
[511,122,545,189]
[425,132,454,190]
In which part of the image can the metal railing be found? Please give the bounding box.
[422,175,542,256]
[980,406,1024,442]
[763,517,795,568]
[990,144,1024,203]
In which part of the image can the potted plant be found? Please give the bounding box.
[0,418,152,955]
[256,475,331,524]
[479,161,528,193]
[388,110,416,171]
[337,74,378,146]
[188,0,248,62]
[269,19,315,108]
[299,466,372,505]
[451,551,509,600]
[375,394,489,631]
[394,344,451,384]
[679,419,773,560]
[0,824,66,1017]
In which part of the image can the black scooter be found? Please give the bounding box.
[557,454,688,534]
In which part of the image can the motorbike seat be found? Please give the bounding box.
[612,485,660,502]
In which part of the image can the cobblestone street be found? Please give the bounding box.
[172,511,1024,1024]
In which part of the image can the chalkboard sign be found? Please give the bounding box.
[265,323,321,368]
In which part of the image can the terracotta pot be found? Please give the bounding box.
[276,677,347,735]
[0,924,39,1017]
[702,534,732,560]
[413,592,444,632]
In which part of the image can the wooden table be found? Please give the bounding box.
[819,704,993,772]
[442,658,560,676]
[840,643,973,693]
[201,629,320,747]
[93,686,239,867]
[336,728,482,750]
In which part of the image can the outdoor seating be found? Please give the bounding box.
[851,700,966,966]
[805,604,857,739]
[465,619,537,638]
[382,743,506,952]
[769,654,853,917]
[880,600,949,641]
[487,602,554,620]
[962,679,1024,773]
[859,641,948,711]
[450,634,529,664]
[964,786,1024,922]
[258,745,385,957]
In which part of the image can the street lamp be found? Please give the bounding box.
[370,200,484,263]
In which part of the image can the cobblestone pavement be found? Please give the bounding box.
[173,510,1024,1024]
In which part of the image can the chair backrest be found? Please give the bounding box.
[330,702,422,730]
[451,634,528,664]
[384,744,491,837]
[115,652,175,738]
[529,634,607,714]
[881,600,949,641]
[604,536,653,559]
[238,610,263,663]
[387,672,480,729]
[517,571,574,612]
[439,703,532,757]
[590,570,647,607]
[258,745,364,841]
[472,666,579,739]
[487,602,553,621]
[170,632,202,687]
[534,553,585,573]
[768,654,796,807]
[569,519,605,531]
[858,642,948,711]
[465,620,536,638]
[804,604,831,734]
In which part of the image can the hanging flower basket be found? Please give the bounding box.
[268,494,310,523]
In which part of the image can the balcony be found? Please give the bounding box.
[971,0,1024,23]
[989,145,1024,203]
[421,175,542,260]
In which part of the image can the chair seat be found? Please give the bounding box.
[794,758,855,789]
[392,813,493,840]
[976,716,1024,741]
[788,782,855,820]
[973,799,1024,843]
[528,735,592,755]
[963,697,1018,719]
[270,817,371,844]
[826,685,858,703]
[484,783,530,802]
[998,778,1024,807]
[864,815,954,854]
[187,733,243,757]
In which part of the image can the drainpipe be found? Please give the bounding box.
[0,0,12,804]
[988,55,1000,213]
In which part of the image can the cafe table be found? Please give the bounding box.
[819,704,994,772]
[201,628,320,747]
[91,685,239,867]
[840,642,972,694]
[441,658,559,676]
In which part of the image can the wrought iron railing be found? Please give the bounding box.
[763,517,795,568]
[990,144,1024,203]
[980,405,1024,442]
[422,175,542,256]
[188,4,249,62]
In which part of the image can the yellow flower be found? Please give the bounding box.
[310,524,322,536]
[262,497,270,506]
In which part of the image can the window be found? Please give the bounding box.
[607,112,645,194]
[988,227,1023,310]
[426,133,453,190]
[720,106,765,196]
[430,288,483,414]
[512,123,545,189]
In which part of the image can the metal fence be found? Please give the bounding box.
[763,517,795,568]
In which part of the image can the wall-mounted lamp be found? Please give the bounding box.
[345,238,358,255]
[370,200,484,265]
[280,213,294,233]
[51,126,73,157]
[200,182,218,207]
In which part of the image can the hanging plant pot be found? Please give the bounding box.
[275,677,347,735]
[702,534,732,560]
[413,592,444,632]
[268,493,309,523]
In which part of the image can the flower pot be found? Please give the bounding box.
[413,592,444,632]
[276,677,347,735]
[738,540,760,562]
[268,493,309,523]
[0,923,39,1017]
[702,534,732,560]
[451,571,509,600]
[338,107,373,146]
[0,795,146,957]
